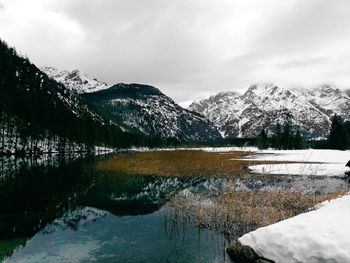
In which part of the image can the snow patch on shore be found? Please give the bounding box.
[249,163,350,177]
[244,149,350,177]
[239,193,350,263]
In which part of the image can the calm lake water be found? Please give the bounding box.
[0,153,349,262]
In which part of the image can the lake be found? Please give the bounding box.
[1,151,349,262]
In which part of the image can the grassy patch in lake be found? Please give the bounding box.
[95,150,257,177]
[95,150,319,178]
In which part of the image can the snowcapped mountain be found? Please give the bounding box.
[300,84,350,118]
[41,66,109,94]
[189,83,350,139]
[83,83,222,142]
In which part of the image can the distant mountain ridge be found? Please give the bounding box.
[189,83,350,139]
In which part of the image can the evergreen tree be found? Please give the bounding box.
[328,114,346,150]
[271,123,282,149]
[257,129,268,149]
[294,130,304,149]
[280,112,293,149]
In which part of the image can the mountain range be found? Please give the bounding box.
[189,83,350,139]
[41,66,350,141]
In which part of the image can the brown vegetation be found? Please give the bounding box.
[169,188,349,236]
[95,150,303,178]
[95,150,251,177]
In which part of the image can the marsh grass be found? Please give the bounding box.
[169,188,349,236]
[95,150,251,177]
[95,150,299,178]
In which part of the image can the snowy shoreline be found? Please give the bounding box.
[239,193,350,263]
[241,149,350,177]
[230,149,350,263]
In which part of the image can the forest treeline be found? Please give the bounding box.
[0,39,179,155]
[250,114,350,150]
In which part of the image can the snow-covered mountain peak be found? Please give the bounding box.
[303,84,350,118]
[189,83,350,139]
[245,83,282,97]
[41,66,109,94]
[311,83,343,98]
[214,91,240,99]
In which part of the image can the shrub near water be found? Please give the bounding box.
[169,189,348,236]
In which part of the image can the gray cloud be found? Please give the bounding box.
[1,0,350,103]
[277,57,329,69]
[247,0,350,55]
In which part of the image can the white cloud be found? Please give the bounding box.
[1,0,350,103]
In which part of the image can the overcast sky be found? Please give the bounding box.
[1,0,350,104]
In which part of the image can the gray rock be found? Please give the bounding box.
[226,240,258,262]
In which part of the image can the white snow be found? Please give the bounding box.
[243,149,350,177]
[239,193,350,263]
[249,163,350,177]
[127,146,258,152]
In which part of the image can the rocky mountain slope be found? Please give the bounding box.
[82,83,222,142]
[189,83,350,139]
[41,66,109,94]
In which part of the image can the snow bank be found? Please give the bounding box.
[127,146,258,152]
[244,149,350,177]
[249,163,350,177]
[242,149,350,163]
[239,193,350,263]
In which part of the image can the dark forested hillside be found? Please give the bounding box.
[0,40,158,154]
[82,83,222,142]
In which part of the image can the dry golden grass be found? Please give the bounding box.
[169,189,349,236]
[95,150,251,177]
[95,150,301,178]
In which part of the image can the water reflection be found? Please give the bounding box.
[5,207,230,263]
[0,156,231,262]
[1,153,349,262]
[0,154,85,180]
